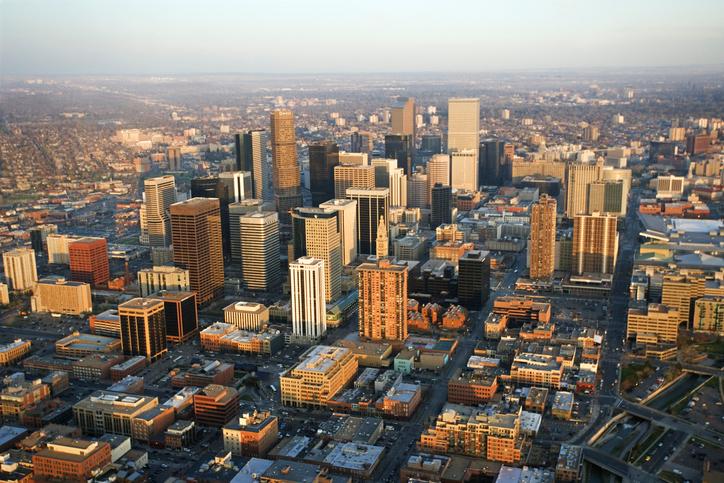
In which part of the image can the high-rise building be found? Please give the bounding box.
[69,238,109,288]
[572,213,618,275]
[118,298,168,362]
[338,151,368,166]
[280,345,358,407]
[601,168,631,216]
[529,195,557,280]
[194,384,241,427]
[447,98,480,152]
[655,175,685,199]
[431,184,453,228]
[479,140,506,186]
[191,176,233,258]
[333,164,375,199]
[2,248,37,291]
[239,212,280,292]
[291,208,342,302]
[693,296,724,335]
[31,277,92,315]
[371,158,407,207]
[565,162,602,218]
[240,130,270,201]
[686,133,711,155]
[147,291,198,344]
[234,132,246,172]
[350,131,372,153]
[626,304,680,344]
[385,134,414,174]
[407,171,429,208]
[427,154,451,192]
[586,180,624,215]
[170,198,224,305]
[290,257,327,344]
[219,171,253,203]
[391,97,416,147]
[358,258,408,341]
[229,199,263,265]
[451,150,478,191]
[167,146,182,171]
[270,110,302,224]
[143,175,176,248]
[319,199,358,265]
[309,141,339,205]
[421,134,442,154]
[346,188,389,257]
[137,266,191,297]
[582,125,600,142]
[458,250,490,310]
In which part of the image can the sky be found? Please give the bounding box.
[1,0,724,76]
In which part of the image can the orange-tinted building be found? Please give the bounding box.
[32,437,111,483]
[447,369,499,405]
[271,110,302,222]
[529,194,557,280]
[222,411,279,456]
[68,238,109,288]
[493,296,551,325]
[358,259,408,341]
[193,384,240,427]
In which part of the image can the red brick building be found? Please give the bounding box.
[69,238,109,288]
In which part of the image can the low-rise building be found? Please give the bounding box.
[555,444,582,482]
[0,340,31,367]
[509,353,563,389]
[223,301,270,331]
[551,391,574,420]
[222,411,279,457]
[31,278,92,315]
[32,437,112,483]
[193,384,240,427]
[89,309,121,338]
[165,419,195,449]
[448,369,499,405]
[73,391,158,436]
[0,374,51,423]
[55,332,121,359]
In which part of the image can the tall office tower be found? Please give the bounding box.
[565,162,602,218]
[687,133,711,155]
[371,158,407,207]
[478,140,500,186]
[309,141,340,205]
[219,171,252,203]
[451,150,478,191]
[118,298,168,362]
[229,199,263,264]
[385,134,414,175]
[191,176,233,258]
[407,171,429,208]
[582,125,600,142]
[46,234,82,264]
[529,195,557,280]
[2,248,37,291]
[170,198,224,305]
[290,257,327,343]
[338,152,368,166]
[602,168,632,216]
[421,134,442,154]
[572,213,618,275]
[376,217,389,258]
[350,131,372,153]
[144,175,176,248]
[291,207,342,302]
[239,212,280,292]
[69,238,110,288]
[391,96,416,146]
[167,146,182,171]
[458,250,491,310]
[234,132,246,171]
[427,154,451,187]
[431,184,453,228]
[148,290,198,344]
[587,180,625,215]
[447,98,480,152]
[138,266,191,296]
[345,188,389,257]
[333,164,375,199]
[357,258,408,341]
[319,199,358,265]
[270,110,302,224]
[241,129,270,201]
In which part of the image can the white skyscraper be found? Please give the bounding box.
[239,212,281,291]
[371,158,407,207]
[143,175,176,247]
[3,248,38,291]
[319,199,358,265]
[447,98,480,152]
[290,257,327,344]
[450,150,478,191]
[219,171,252,203]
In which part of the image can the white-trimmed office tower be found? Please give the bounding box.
[447,98,480,152]
[450,149,478,192]
[244,129,271,201]
[427,154,451,200]
[239,212,280,292]
[371,158,407,208]
[291,208,342,302]
[319,199,358,266]
[219,171,253,203]
[2,248,37,291]
[290,257,327,344]
[137,266,191,297]
[143,175,176,248]
[229,199,263,264]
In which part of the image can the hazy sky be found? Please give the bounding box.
[2,0,723,75]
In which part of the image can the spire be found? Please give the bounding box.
[376,216,388,258]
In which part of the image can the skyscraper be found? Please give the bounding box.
[234,132,246,172]
[587,180,624,216]
[271,110,302,224]
[391,97,416,145]
[219,171,252,203]
[229,199,263,264]
[69,238,109,288]
[371,158,407,207]
[458,250,490,310]
[319,199,358,265]
[143,175,176,248]
[572,212,618,275]
[451,150,478,191]
[350,131,372,153]
[2,248,37,291]
[309,141,339,205]
[427,154,451,188]
[565,162,602,218]
[345,188,389,257]
[170,198,224,305]
[333,164,375,199]
[147,290,198,344]
[118,297,168,362]
[480,140,505,186]
[243,130,270,201]
[291,207,342,302]
[239,212,280,292]
[191,176,233,258]
[420,134,442,155]
[431,184,453,228]
[529,195,557,280]
[385,134,414,175]
[290,257,327,344]
[447,98,480,152]
[358,258,408,341]
[167,146,182,171]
